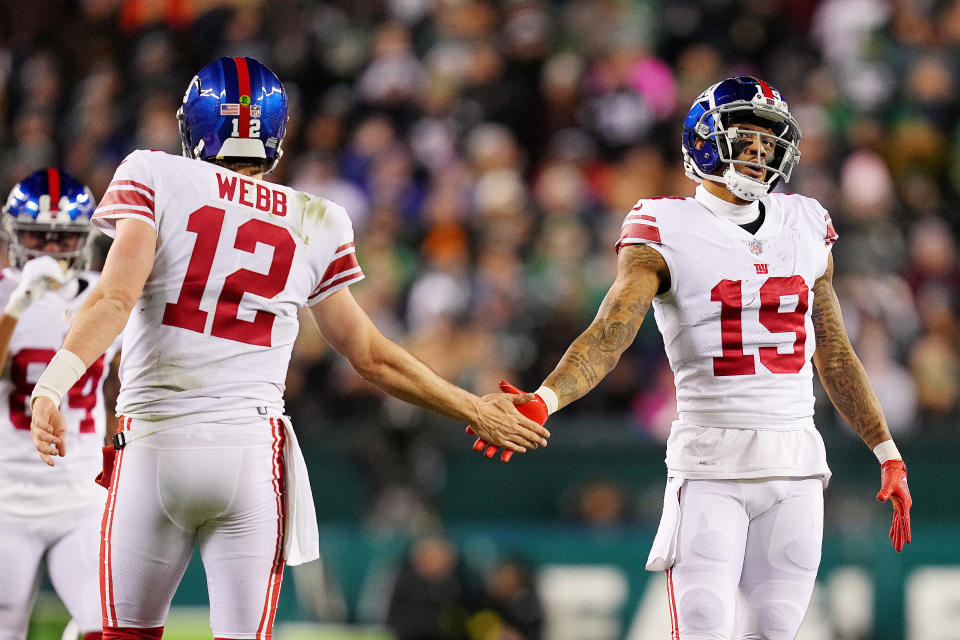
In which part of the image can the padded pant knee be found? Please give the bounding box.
[678,586,729,638]
[739,599,805,640]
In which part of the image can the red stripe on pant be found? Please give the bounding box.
[255,418,286,639]
[667,568,679,638]
[666,484,682,638]
[101,416,131,627]
[103,626,163,639]
[82,633,104,640]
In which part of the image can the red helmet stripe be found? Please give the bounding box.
[757,79,774,99]
[234,56,251,138]
[47,167,61,217]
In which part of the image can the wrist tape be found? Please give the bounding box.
[873,439,902,464]
[534,385,559,415]
[30,349,86,407]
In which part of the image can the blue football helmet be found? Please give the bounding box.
[682,76,801,201]
[177,56,288,174]
[2,168,95,269]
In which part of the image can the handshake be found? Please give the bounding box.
[465,381,552,462]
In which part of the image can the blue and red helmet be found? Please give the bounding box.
[2,168,95,268]
[681,76,802,201]
[177,56,288,174]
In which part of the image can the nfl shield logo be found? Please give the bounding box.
[749,238,763,255]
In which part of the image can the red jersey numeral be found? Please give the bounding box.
[162,206,296,347]
[712,276,809,376]
[10,349,105,432]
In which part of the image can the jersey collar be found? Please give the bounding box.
[695,184,761,226]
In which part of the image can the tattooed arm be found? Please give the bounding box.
[811,254,892,449]
[542,244,668,411]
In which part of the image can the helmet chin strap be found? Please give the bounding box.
[721,164,767,201]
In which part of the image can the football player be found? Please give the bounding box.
[0,168,117,640]
[476,76,912,638]
[27,57,548,640]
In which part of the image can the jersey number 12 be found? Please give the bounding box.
[162,205,295,347]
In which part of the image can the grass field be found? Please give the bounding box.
[27,597,392,640]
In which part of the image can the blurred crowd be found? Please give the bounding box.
[2,0,959,529]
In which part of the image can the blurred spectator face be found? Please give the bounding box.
[135,97,181,154]
[487,562,531,601]
[466,124,523,173]
[534,161,587,216]
[411,537,457,581]
[576,480,628,526]
[841,150,896,221]
[909,219,957,277]
[352,116,397,158]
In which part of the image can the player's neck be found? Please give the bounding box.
[696,184,760,226]
[236,168,266,180]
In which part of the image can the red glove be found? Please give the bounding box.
[466,380,549,462]
[877,460,912,552]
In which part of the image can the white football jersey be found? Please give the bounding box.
[0,269,120,488]
[91,150,364,425]
[618,187,838,481]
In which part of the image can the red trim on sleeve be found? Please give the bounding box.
[620,222,662,244]
[319,251,359,285]
[108,180,155,197]
[99,189,155,212]
[824,213,838,245]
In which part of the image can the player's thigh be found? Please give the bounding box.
[737,478,823,640]
[200,430,286,639]
[670,479,750,640]
[102,444,195,629]
[0,520,47,640]
[47,505,104,634]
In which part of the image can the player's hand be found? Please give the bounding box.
[467,380,550,462]
[5,256,67,319]
[877,459,912,552]
[30,396,67,466]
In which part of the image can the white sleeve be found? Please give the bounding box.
[306,203,365,305]
[91,150,158,237]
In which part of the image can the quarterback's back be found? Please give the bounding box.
[92,150,363,424]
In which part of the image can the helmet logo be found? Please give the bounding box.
[239,94,251,106]
[250,105,261,117]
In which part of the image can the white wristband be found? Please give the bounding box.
[30,349,87,408]
[534,385,559,415]
[873,439,902,464]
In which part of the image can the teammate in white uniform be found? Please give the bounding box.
[0,168,118,640]
[474,76,913,639]
[26,57,549,640]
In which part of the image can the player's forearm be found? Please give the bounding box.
[61,291,133,367]
[0,314,18,372]
[811,258,892,450]
[543,315,638,410]
[817,352,891,449]
[543,244,661,411]
[355,335,481,425]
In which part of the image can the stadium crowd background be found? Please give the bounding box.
[2,0,960,638]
